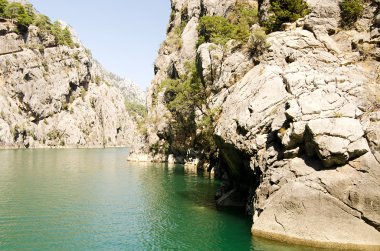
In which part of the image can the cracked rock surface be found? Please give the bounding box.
[144,0,380,247]
[0,20,144,148]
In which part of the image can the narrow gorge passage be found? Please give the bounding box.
[1,0,380,250]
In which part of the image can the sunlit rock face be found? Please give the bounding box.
[144,0,380,247]
[0,19,144,148]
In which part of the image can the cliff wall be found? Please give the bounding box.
[143,0,380,248]
[0,14,145,148]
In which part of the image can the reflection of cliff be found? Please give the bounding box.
[143,0,380,248]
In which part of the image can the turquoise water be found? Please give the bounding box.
[0,148,321,250]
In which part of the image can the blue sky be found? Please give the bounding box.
[28,0,171,90]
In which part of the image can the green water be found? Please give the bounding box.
[0,148,321,250]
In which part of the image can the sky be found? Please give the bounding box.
[27,0,171,90]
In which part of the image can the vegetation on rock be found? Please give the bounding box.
[156,2,266,161]
[0,0,7,14]
[158,62,203,155]
[248,27,269,57]
[197,2,258,46]
[340,0,364,27]
[125,101,147,119]
[0,0,75,48]
[154,61,219,160]
[50,21,75,48]
[264,0,310,32]
[198,16,236,46]
[3,2,34,27]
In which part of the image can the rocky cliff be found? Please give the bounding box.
[92,60,146,105]
[142,0,380,248]
[0,6,145,148]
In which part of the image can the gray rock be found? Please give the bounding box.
[0,19,144,149]
[253,181,380,247]
[181,17,199,59]
[197,43,224,88]
[305,118,369,167]
[144,0,380,247]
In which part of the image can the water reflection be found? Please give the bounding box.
[0,149,333,251]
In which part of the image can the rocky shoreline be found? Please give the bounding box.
[1,0,380,249]
[0,145,130,150]
[253,229,380,251]
[139,0,380,248]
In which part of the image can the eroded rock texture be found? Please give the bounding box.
[0,20,144,148]
[144,0,380,247]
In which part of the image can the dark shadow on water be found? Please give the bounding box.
[172,163,340,251]
[172,163,250,220]
[176,188,251,223]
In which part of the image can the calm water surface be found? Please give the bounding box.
[0,148,321,250]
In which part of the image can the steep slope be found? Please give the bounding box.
[0,3,145,148]
[142,0,380,248]
[92,60,146,105]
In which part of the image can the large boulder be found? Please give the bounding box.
[305,118,369,167]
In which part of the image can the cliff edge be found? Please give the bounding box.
[0,2,145,148]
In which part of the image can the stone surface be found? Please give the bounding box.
[0,19,145,149]
[144,0,380,248]
[305,118,369,167]
[253,180,380,247]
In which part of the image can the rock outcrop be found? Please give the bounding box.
[143,0,380,248]
[0,17,145,148]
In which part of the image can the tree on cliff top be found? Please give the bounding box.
[0,0,8,14]
[3,2,34,27]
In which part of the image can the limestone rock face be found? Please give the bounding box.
[145,0,380,247]
[92,60,146,105]
[305,118,369,167]
[0,20,144,148]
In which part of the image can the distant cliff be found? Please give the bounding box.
[138,0,380,248]
[0,1,145,148]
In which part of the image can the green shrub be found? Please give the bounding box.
[174,20,187,37]
[157,62,221,158]
[228,2,258,26]
[47,129,60,140]
[265,0,310,32]
[125,101,147,119]
[94,75,102,85]
[340,0,364,27]
[198,3,259,46]
[195,108,220,160]
[80,87,86,100]
[248,27,269,57]
[50,21,75,48]
[33,14,51,32]
[156,61,220,157]
[3,2,34,27]
[228,2,259,42]
[164,20,185,50]
[161,61,204,114]
[0,1,76,48]
[0,0,8,14]
[149,142,169,155]
[198,16,236,46]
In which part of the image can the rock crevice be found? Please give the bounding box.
[141,0,380,248]
[0,17,145,148]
